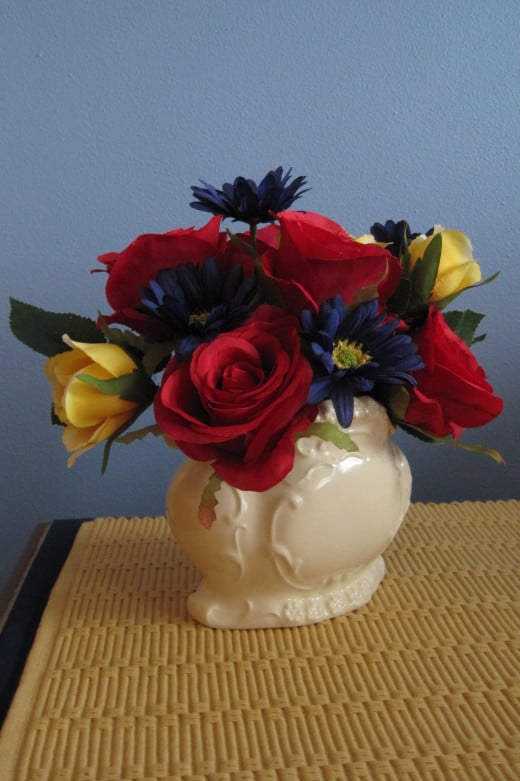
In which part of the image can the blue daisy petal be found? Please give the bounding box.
[331,384,355,429]
[369,219,421,257]
[308,375,334,405]
[190,166,309,224]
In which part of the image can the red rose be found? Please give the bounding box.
[98,217,232,336]
[154,305,317,490]
[405,306,503,438]
[258,211,401,314]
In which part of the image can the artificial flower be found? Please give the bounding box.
[10,165,503,494]
[259,211,402,315]
[44,338,155,466]
[407,226,481,302]
[140,256,258,359]
[190,166,309,224]
[301,296,424,428]
[404,306,503,438]
[154,305,317,491]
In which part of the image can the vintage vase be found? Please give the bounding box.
[166,396,411,629]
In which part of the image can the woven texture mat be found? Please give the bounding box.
[1,501,519,780]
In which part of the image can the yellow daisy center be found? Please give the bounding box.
[332,339,372,370]
[189,311,209,327]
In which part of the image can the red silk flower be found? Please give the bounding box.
[98,217,231,336]
[154,305,317,491]
[257,211,401,314]
[405,306,503,439]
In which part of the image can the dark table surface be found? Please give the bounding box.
[0,519,90,726]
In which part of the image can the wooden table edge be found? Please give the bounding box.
[0,522,52,634]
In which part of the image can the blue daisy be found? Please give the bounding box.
[300,296,424,428]
[190,166,309,225]
[140,257,258,359]
[370,219,421,258]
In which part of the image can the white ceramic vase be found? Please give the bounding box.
[166,396,411,629]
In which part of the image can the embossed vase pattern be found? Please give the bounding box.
[167,397,411,629]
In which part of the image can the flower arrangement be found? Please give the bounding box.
[10,167,503,522]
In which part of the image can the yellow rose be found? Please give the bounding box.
[44,337,144,466]
[408,226,481,302]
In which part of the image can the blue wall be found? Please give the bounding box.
[2,0,519,592]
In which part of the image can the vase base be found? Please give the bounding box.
[186,555,386,629]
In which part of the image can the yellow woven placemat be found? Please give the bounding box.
[1,501,519,780]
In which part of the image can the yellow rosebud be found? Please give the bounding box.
[44,337,142,466]
[408,226,481,302]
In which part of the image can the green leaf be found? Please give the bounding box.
[443,309,486,346]
[76,369,156,405]
[386,277,412,317]
[141,339,178,376]
[383,385,411,423]
[450,440,505,463]
[435,271,500,311]
[298,421,359,453]
[399,241,412,277]
[99,319,177,376]
[9,298,104,357]
[472,270,500,289]
[115,424,163,445]
[198,472,223,528]
[99,321,149,353]
[408,233,442,313]
[399,423,505,464]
